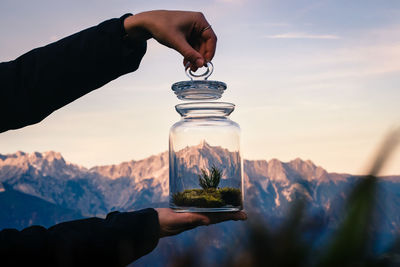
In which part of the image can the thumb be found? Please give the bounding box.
[173,35,205,68]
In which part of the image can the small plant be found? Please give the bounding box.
[172,165,241,208]
[198,165,221,189]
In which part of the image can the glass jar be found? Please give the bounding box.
[169,63,243,212]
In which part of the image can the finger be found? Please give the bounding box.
[202,211,248,225]
[201,29,217,62]
[184,39,202,71]
[190,41,203,71]
[198,43,207,62]
[184,211,247,226]
[172,34,204,68]
[187,12,213,66]
[183,212,212,226]
[183,60,199,72]
[183,59,198,72]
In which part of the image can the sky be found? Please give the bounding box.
[0,0,399,175]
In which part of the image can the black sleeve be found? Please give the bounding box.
[0,208,160,266]
[0,13,147,133]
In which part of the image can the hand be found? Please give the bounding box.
[155,208,247,238]
[124,10,217,71]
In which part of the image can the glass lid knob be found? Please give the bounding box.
[172,62,227,101]
[185,61,214,80]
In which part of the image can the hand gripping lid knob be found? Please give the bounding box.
[171,62,227,100]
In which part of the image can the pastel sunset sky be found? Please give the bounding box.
[1,0,399,175]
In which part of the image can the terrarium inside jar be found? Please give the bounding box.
[169,63,243,212]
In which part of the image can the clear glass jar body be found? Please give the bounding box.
[169,102,243,212]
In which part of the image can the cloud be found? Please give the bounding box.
[293,43,400,82]
[264,32,340,39]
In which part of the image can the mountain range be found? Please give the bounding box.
[1,143,400,265]
[1,144,400,225]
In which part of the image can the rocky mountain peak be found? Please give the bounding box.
[285,158,329,182]
[42,151,64,161]
[0,151,84,180]
[2,151,64,165]
[91,152,169,181]
[289,157,316,173]
[267,159,289,183]
[15,151,26,157]
[197,139,210,149]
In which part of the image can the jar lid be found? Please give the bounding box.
[172,62,227,100]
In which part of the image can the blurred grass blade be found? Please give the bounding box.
[317,128,400,266]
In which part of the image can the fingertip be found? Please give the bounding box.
[195,58,204,68]
[202,218,211,226]
[184,61,197,72]
[190,65,198,72]
[232,211,247,221]
[204,52,213,63]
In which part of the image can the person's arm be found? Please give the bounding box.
[0,209,159,266]
[0,11,217,134]
[0,14,146,133]
[0,208,246,266]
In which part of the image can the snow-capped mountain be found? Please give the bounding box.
[170,141,242,192]
[0,151,86,180]
[0,143,399,233]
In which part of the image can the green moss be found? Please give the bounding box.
[220,187,243,207]
[172,187,242,208]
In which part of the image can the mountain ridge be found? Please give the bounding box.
[1,146,399,232]
[1,148,342,194]
[0,147,345,215]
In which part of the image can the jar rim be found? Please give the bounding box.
[175,102,235,117]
